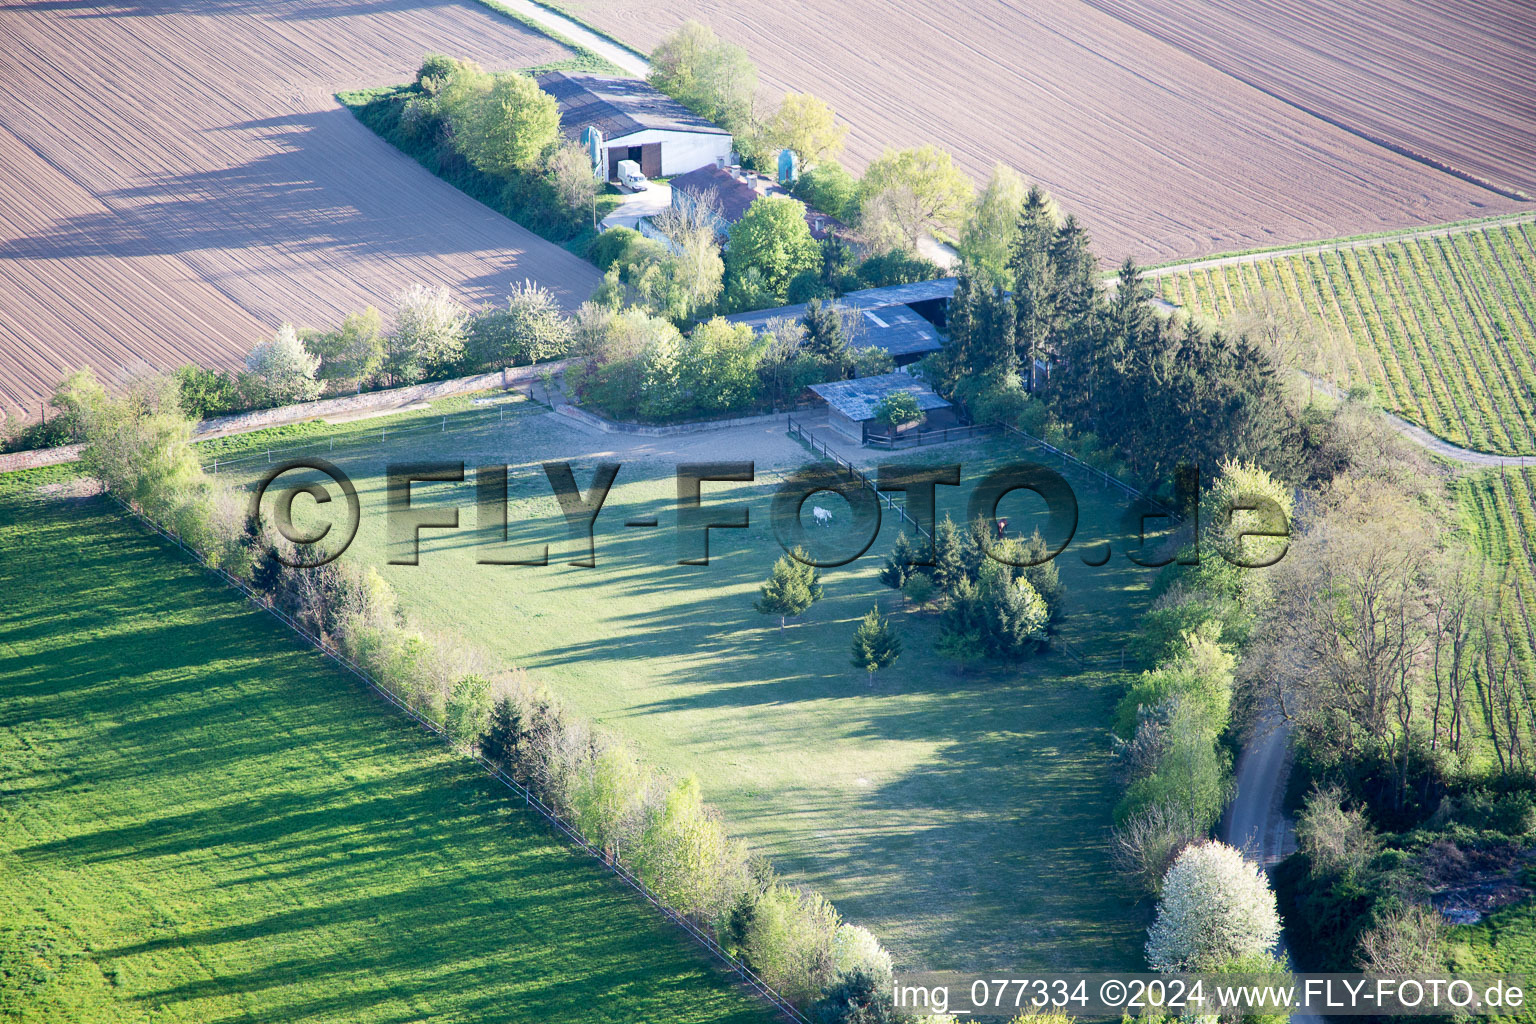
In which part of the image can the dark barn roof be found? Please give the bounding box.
[720,278,958,359]
[536,71,730,142]
[808,373,952,422]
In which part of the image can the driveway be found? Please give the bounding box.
[599,183,672,232]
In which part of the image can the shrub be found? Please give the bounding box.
[305,307,385,385]
[792,161,860,221]
[631,775,749,922]
[743,883,841,1005]
[587,226,645,271]
[725,195,820,302]
[387,283,467,383]
[450,70,559,175]
[245,324,322,406]
[855,248,942,288]
[871,390,923,430]
[466,281,572,370]
[1296,786,1379,879]
[171,364,245,419]
[830,924,893,984]
[1111,800,1208,895]
[810,969,903,1024]
[1145,842,1281,971]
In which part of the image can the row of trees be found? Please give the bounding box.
[60,369,900,1017]
[927,184,1298,492]
[179,283,569,422]
[566,293,890,422]
[394,55,599,237]
[1109,461,1292,892]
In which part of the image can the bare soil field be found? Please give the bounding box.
[0,0,601,424]
[557,0,1531,265]
[1083,0,1536,202]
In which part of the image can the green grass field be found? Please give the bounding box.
[1152,218,1536,456]
[212,400,1156,971]
[0,490,769,1023]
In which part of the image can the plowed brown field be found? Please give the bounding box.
[0,0,601,423]
[559,0,1532,264]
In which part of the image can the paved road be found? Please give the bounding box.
[1223,718,1296,865]
[1223,720,1327,1024]
[1304,374,1536,469]
[493,0,649,76]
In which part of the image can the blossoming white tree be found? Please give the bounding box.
[1145,841,1281,971]
[246,323,321,405]
[831,923,893,984]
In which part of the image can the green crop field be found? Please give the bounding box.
[1153,219,1536,456]
[0,490,769,1024]
[208,399,1156,971]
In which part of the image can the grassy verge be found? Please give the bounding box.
[1135,211,1536,274]
[0,492,768,1023]
[215,403,1151,969]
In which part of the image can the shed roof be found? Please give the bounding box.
[720,277,957,358]
[808,373,952,422]
[535,71,731,141]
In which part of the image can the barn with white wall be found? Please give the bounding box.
[536,71,732,180]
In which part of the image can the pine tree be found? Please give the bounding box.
[480,695,523,768]
[980,576,1049,657]
[850,605,901,685]
[878,530,917,590]
[754,548,824,629]
[931,516,966,596]
[1020,528,1064,622]
[1009,186,1057,391]
[801,298,850,376]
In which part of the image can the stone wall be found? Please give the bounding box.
[0,363,562,475]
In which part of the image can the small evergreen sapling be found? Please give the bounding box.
[850,605,901,685]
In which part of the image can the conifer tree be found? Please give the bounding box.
[878,530,918,590]
[754,547,824,629]
[850,605,902,685]
[1009,186,1058,390]
[931,516,967,596]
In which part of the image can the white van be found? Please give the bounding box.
[616,159,648,191]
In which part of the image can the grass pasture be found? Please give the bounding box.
[213,400,1157,971]
[1153,218,1536,455]
[0,492,767,1023]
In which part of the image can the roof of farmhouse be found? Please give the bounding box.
[535,71,731,141]
[720,278,958,358]
[808,373,952,422]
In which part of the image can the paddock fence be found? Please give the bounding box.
[104,491,815,1024]
[200,393,536,475]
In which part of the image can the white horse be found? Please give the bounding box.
[811,506,833,527]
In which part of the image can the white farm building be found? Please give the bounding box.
[536,71,733,180]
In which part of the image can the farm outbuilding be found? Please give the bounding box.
[721,278,957,366]
[669,162,848,241]
[535,71,732,179]
[808,373,955,442]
